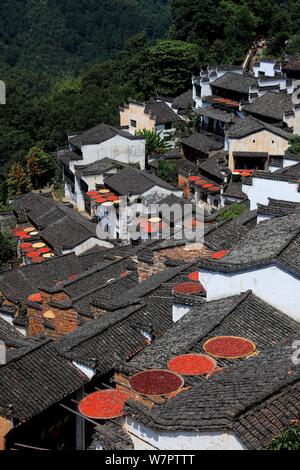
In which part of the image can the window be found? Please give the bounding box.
[164,122,172,130]
[252,139,256,143]
[272,140,275,144]
[214,199,219,207]
[130,119,137,128]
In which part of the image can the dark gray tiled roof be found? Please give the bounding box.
[0,340,88,421]
[127,291,300,383]
[223,175,248,200]
[242,92,293,121]
[172,90,194,111]
[198,213,300,276]
[204,211,256,250]
[53,258,138,316]
[211,72,258,95]
[181,132,223,155]
[198,152,228,181]
[11,193,97,252]
[0,253,90,303]
[0,316,36,356]
[282,56,300,72]
[145,100,182,125]
[125,337,300,433]
[55,265,201,370]
[227,115,291,140]
[197,107,235,123]
[91,265,189,311]
[57,148,83,164]
[75,158,124,176]
[69,123,145,148]
[55,301,167,371]
[89,423,134,450]
[246,163,300,185]
[257,198,300,218]
[105,168,177,195]
[284,152,300,162]
[234,381,300,449]
[175,159,200,177]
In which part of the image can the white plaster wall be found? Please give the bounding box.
[62,237,114,256]
[200,80,211,100]
[253,61,276,77]
[126,419,246,450]
[75,176,85,212]
[0,314,13,326]
[243,178,300,210]
[72,361,95,380]
[284,108,300,135]
[172,303,192,323]
[257,214,272,224]
[199,265,300,321]
[81,135,146,169]
[82,174,105,190]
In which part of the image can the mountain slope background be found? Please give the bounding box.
[1,0,300,203]
[0,0,171,73]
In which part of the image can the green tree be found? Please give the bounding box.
[288,136,300,155]
[156,160,178,186]
[135,129,172,156]
[0,231,15,266]
[26,147,56,190]
[7,163,31,195]
[222,1,261,62]
[146,40,200,97]
[268,424,300,450]
[217,202,247,221]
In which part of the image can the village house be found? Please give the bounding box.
[121,337,300,450]
[197,212,300,321]
[0,339,90,450]
[241,91,293,125]
[242,161,300,210]
[119,98,183,144]
[58,123,146,211]
[256,198,300,223]
[10,192,114,256]
[225,115,291,171]
[192,63,292,112]
[181,131,224,164]
[95,167,183,241]
[187,152,228,210]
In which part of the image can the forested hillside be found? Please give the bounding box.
[0,0,171,73]
[1,0,300,204]
[171,0,300,63]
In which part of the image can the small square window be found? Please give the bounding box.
[253,139,256,143]
[130,119,137,128]
[272,140,275,144]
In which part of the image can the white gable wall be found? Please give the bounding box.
[125,418,246,450]
[243,178,300,210]
[81,135,146,169]
[199,265,300,321]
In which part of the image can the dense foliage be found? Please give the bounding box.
[135,129,172,156]
[0,0,171,74]
[0,231,15,266]
[0,0,300,201]
[217,202,248,221]
[288,136,300,155]
[268,424,300,450]
[170,0,300,63]
[156,160,178,186]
